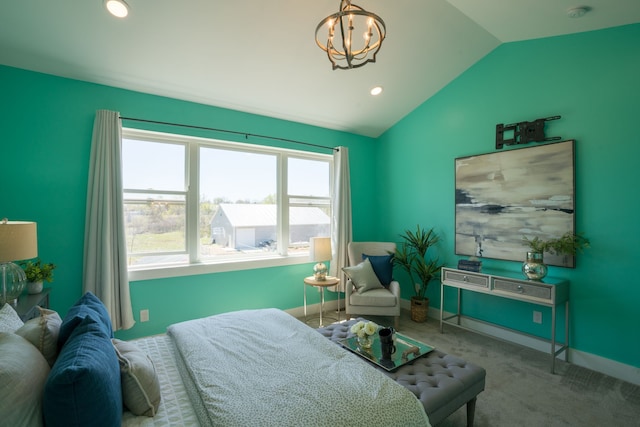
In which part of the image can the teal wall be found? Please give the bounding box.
[2,23,638,369]
[0,65,376,340]
[377,24,640,368]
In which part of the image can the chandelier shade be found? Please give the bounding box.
[315,0,386,70]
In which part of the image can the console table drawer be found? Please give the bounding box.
[443,270,489,289]
[493,279,551,301]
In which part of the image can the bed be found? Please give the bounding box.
[1,294,429,426]
[122,308,430,426]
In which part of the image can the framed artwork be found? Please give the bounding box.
[455,140,576,267]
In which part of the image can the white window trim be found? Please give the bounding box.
[122,128,333,282]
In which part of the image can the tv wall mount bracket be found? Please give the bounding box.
[495,115,561,149]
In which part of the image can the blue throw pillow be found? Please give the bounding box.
[362,253,394,286]
[58,292,113,348]
[43,316,122,427]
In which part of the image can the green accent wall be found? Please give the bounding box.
[0,65,376,340]
[2,23,638,369]
[377,24,640,368]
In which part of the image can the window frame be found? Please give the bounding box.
[121,128,333,282]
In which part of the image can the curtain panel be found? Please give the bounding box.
[329,146,352,294]
[83,110,135,330]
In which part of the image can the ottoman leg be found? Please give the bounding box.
[466,397,477,427]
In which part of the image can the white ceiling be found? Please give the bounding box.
[1,1,639,137]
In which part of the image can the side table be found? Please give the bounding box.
[15,288,51,321]
[303,276,340,327]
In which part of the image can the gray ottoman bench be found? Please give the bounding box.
[317,320,486,427]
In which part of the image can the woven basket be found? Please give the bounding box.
[410,297,429,323]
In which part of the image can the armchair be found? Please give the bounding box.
[344,242,400,330]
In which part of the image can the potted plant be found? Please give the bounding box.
[19,258,56,294]
[394,225,443,322]
[521,232,590,280]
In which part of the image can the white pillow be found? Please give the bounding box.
[113,338,162,417]
[0,303,24,333]
[0,332,50,427]
[342,258,385,294]
[15,307,62,367]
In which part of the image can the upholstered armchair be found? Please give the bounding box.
[344,242,400,330]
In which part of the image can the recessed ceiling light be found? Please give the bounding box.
[370,86,383,96]
[105,0,129,18]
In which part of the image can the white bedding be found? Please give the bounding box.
[121,335,200,426]
[167,308,430,427]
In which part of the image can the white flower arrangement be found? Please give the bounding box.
[350,320,378,338]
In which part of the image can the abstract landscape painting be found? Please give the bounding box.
[455,140,575,267]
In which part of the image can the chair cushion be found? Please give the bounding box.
[362,253,394,286]
[342,258,384,294]
[349,287,397,307]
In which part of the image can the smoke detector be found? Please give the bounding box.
[567,7,589,18]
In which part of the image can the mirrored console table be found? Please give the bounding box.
[440,267,569,373]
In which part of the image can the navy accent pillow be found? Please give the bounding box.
[58,292,113,348]
[362,253,394,286]
[43,316,122,427]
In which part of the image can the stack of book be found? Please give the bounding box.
[457,259,482,272]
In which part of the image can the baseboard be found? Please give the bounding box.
[285,299,341,321]
[430,305,640,386]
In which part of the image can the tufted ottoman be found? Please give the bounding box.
[317,320,486,427]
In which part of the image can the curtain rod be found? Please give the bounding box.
[119,116,339,152]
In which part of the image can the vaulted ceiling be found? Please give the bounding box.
[2,1,639,137]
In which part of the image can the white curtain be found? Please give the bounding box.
[83,110,135,331]
[329,146,352,294]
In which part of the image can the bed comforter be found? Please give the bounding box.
[167,308,430,427]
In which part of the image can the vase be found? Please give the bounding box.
[357,334,373,349]
[27,280,44,294]
[522,252,548,280]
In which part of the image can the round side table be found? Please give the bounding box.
[303,276,340,327]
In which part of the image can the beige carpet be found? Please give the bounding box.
[308,310,640,427]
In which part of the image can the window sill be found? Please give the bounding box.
[128,254,310,282]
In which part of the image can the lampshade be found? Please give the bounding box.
[310,237,332,262]
[0,220,38,262]
[0,219,38,305]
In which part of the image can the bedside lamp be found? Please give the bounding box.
[310,237,332,281]
[0,219,38,305]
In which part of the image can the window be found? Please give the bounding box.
[121,128,333,279]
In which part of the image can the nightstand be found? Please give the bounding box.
[15,288,51,321]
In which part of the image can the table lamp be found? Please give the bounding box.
[0,219,38,305]
[310,237,331,281]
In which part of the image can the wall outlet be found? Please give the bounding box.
[140,309,150,322]
[533,311,542,324]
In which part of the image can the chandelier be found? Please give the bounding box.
[315,0,386,70]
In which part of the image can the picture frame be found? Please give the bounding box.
[455,140,576,267]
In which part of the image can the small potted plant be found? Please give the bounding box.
[522,232,589,280]
[394,225,443,322]
[20,258,56,294]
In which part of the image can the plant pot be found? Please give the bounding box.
[27,280,44,295]
[522,252,548,280]
[410,296,429,323]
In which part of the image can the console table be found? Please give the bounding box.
[440,267,569,373]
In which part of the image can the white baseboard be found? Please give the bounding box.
[431,306,640,386]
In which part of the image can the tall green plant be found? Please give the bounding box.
[394,225,443,300]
